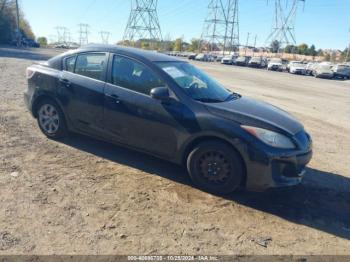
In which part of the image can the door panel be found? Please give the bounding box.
[57,52,108,133]
[58,71,105,132]
[104,83,182,158]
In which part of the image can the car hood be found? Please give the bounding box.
[268,62,282,66]
[206,96,303,135]
[291,66,306,70]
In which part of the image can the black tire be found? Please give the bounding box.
[187,141,244,195]
[36,98,68,139]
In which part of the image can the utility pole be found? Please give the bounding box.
[245,32,250,56]
[265,0,306,48]
[123,0,162,47]
[345,28,350,63]
[201,0,240,55]
[15,0,21,46]
[253,34,257,56]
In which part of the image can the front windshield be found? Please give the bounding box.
[156,62,239,103]
[251,57,261,62]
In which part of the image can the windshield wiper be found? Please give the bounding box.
[195,98,224,103]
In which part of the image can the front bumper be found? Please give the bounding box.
[268,65,282,71]
[245,149,313,191]
[291,69,306,74]
[249,63,260,68]
[317,73,334,79]
[239,130,313,191]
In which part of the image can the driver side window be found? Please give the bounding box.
[111,55,164,95]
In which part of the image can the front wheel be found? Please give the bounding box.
[187,141,244,195]
[36,99,68,139]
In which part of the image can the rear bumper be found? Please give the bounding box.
[24,92,32,113]
[24,89,36,118]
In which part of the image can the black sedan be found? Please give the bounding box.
[24,44,313,194]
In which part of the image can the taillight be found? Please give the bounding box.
[26,68,35,79]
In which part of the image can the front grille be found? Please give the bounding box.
[282,163,305,178]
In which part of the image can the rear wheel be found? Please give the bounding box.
[36,99,68,139]
[187,141,244,195]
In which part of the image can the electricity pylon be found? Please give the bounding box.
[123,0,162,42]
[100,31,111,44]
[201,0,240,54]
[266,0,305,47]
[55,26,69,44]
[78,23,90,46]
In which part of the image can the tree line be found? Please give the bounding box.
[0,0,35,44]
[270,40,349,62]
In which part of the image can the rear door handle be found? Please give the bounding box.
[107,94,121,104]
[59,78,71,88]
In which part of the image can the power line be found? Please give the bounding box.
[123,0,162,42]
[200,0,240,54]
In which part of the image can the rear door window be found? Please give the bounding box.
[75,53,107,81]
[65,56,76,73]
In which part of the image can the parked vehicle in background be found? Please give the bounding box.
[54,44,69,49]
[314,64,334,79]
[306,62,317,76]
[195,54,214,62]
[332,64,350,79]
[267,58,284,71]
[188,53,197,60]
[235,56,251,66]
[214,55,224,62]
[195,54,206,61]
[24,44,313,194]
[289,61,306,75]
[286,61,300,73]
[248,57,267,68]
[221,55,237,65]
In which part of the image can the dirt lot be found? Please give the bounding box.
[0,47,349,255]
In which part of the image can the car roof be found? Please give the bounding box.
[73,44,182,62]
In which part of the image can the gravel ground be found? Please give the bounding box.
[0,47,349,255]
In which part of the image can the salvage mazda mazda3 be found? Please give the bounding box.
[24,45,313,194]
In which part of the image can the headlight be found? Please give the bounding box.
[242,126,296,149]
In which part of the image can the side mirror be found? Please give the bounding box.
[150,87,170,101]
